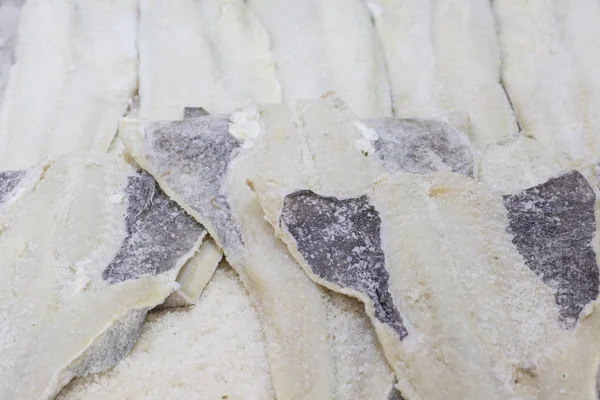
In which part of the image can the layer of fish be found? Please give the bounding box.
[368,0,517,148]
[0,0,24,106]
[138,0,280,120]
[121,101,402,399]
[162,108,225,308]
[255,170,600,400]
[0,155,205,399]
[0,0,138,169]
[248,0,392,118]
[493,0,600,162]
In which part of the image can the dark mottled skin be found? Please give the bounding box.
[102,171,205,283]
[281,190,408,339]
[183,107,210,119]
[145,116,243,254]
[388,388,405,400]
[367,118,473,176]
[0,170,26,205]
[503,171,599,328]
[68,309,147,376]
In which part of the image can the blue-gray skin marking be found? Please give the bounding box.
[281,190,408,340]
[67,309,147,377]
[143,116,243,254]
[503,171,599,329]
[388,388,405,400]
[102,171,205,283]
[0,170,27,205]
[366,118,473,176]
[183,107,210,119]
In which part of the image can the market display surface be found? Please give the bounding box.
[1,1,600,399]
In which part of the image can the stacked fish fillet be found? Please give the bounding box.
[1,1,600,400]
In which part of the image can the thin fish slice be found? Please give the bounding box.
[0,155,205,399]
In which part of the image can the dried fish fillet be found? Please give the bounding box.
[138,0,280,120]
[248,0,392,117]
[0,0,138,169]
[121,102,396,400]
[368,0,517,147]
[139,35,229,303]
[0,155,205,400]
[494,0,600,162]
[255,171,600,400]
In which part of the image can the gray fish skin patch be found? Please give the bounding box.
[144,116,243,253]
[367,118,473,176]
[503,171,599,328]
[68,309,147,377]
[102,171,205,283]
[183,107,210,119]
[281,190,408,339]
[0,170,27,205]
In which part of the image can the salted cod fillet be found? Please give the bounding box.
[139,10,234,300]
[493,0,600,162]
[255,163,600,399]
[367,0,517,148]
[138,0,282,299]
[248,0,392,118]
[121,107,399,399]
[0,155,205,400]
[138,0,280,120]
[0,0,138,169]
[159,109,224,307]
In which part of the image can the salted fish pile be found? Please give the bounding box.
[2,1,600,400]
